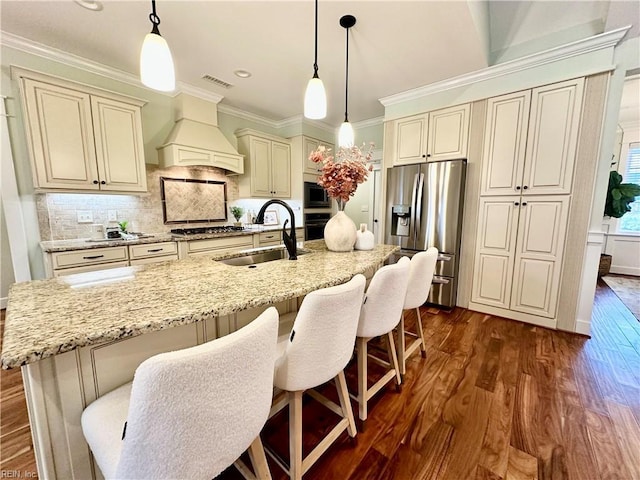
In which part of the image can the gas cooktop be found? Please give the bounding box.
[170,226,245,236]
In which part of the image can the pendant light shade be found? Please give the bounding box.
[304,0,327,119]
[338,121,354,148]
[140,0,175,92]
[338,15,356,148]
[304,76,327,119]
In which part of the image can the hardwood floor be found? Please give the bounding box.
[2,278,640,479]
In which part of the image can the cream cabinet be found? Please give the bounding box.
[393,103,470,165]
[481,78,584,196]
[253,228,305,248]
[46,246,129,277]
[15,69,147,193]
[128,242,178,265]
[471,196,570,319]
[236,129,291,198]
[302,136,333,175]
[179,235,254,258]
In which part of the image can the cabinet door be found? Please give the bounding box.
[427,104,470,161]
[303,137,323,175]
[22,78,99,189]
[249,137,273,196]
[91,96,147,192]
[480,91,531,196]
[394,113,428,165]
[510,196,569,318]
[522,78,584,195]
[471,197,520,309]
[271,141,291,197]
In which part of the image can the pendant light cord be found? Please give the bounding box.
[149,0,161,35]
[313,0,319,78]
[344,25,349,122]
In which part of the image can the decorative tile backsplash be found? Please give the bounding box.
[37,165,240,240]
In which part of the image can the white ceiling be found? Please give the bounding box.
[1,1,638,128]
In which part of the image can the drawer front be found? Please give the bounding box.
[259,231,281,244]
[130,254,178,266]
[129,242,178,260]
[53,260,129,277]
[187,236,253,254]
[52,246,128,269]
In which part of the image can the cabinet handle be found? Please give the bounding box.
[523,185,528,190]
[422,154,426,158]
[100,180,106,185]
[522,202,528,206]
[514,202,520,206]
[147,248,163,253]
[265,235,275,239]
[426,153,431,157]
[516,186,521,190]
[93,180,99,185]
[83,254,105,260]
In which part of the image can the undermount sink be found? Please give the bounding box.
[217,248,308,267]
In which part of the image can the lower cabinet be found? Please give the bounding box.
[470,195,570,320]
[128,242,178,265]
[180,235,254,258]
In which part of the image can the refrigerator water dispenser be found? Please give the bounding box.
[391,204,411,236]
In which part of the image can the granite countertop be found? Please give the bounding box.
[2,241,398,369]
[39,225,296,253]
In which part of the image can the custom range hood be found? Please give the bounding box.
[158,93,244,173]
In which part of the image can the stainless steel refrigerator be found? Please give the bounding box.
[385,159,466,308]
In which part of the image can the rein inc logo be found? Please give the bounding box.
[1,471,36,478]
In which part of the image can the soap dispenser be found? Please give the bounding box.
[354,223,375,251]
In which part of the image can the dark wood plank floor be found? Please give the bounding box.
[3,278,640,479]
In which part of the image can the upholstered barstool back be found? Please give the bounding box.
[398,247,439,374]
[274,274,367,392]
[354,256,410,422]
[269,274,366,480]
[81,307,279,480]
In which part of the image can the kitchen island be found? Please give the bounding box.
[1,240,398,479]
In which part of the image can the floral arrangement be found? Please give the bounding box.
[309,143,374,208]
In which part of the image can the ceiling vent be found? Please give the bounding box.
[201,74,233,89]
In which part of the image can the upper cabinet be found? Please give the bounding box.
[302,136,333,175]
[393,103,470,165]
[14,68,147,193]
[236,129,291,198]
[481,78,584,196]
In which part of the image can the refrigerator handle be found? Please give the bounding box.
[414,172,425,245]
[409,173,419,242]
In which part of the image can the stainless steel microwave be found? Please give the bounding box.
[304,182,331,208]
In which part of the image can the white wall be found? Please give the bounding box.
[0,198,16,308]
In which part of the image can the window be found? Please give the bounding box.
[619,141,640,232]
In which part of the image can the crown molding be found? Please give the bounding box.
[380,26,631,107]
[353,116,384,129]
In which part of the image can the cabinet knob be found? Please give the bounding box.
[422,154,426,158]
[426,153,431,157]
[100,180,106,185]
[93,180,99,185]
[523,185,528,190]
[522,202,528,206]
[516,186,521,190]
[514,202,520,206]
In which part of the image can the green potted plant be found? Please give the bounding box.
[599,171,640,276]
[229,206,245,227]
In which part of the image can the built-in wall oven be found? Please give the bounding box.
[304,182,331,208]
[304,212,330,240]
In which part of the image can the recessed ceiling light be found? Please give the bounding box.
[234,70,252,79]
[74,0,103,11]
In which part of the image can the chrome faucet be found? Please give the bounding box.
[255,199,297,260]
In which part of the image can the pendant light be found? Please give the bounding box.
[338,15,356,148]
[140,0,175,92]
[304,0,327,119]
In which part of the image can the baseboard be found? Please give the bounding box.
[610,266,640,276]
[574,319,592,336]
[1,297,7,309]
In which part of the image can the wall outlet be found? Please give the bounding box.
[77,210,93,223]
[108,210,117,222]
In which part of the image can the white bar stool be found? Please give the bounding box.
[268,274,366,480]
[397,247,438,375]
[353,256,410,424]
[81,307,279,480]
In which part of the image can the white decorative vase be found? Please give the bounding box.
[354,223,375,250]
[324,211,357,252]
